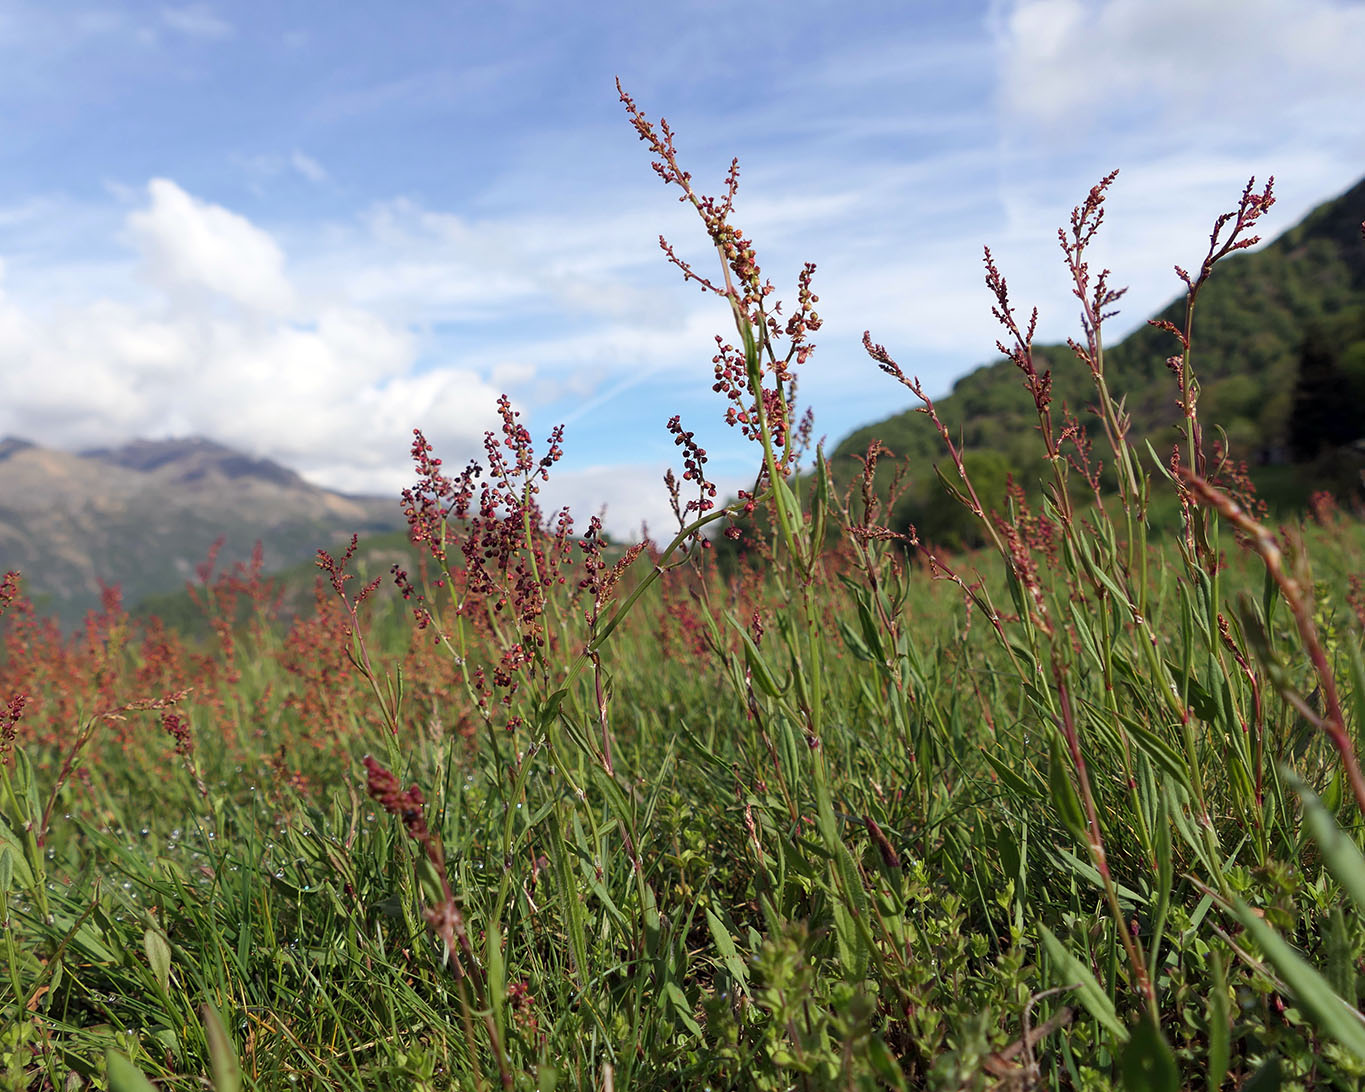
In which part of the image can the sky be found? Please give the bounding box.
[1,0,1363,538]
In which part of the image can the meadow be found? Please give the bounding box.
[3,87,1365,1090]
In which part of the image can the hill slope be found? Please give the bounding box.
[830,176,1365,542]
[0,437,406,626]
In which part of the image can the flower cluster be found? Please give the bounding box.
[619,79,821,489]
[364,754,433,846]
[0,572,24,762]
[0,570,19,615]
[316,535,383,618]
[0,693,26,760]
[396,398,583,718]
[666,415,717,522]
[160,710,193,757]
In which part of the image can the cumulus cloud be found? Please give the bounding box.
[0,181,507,497]
[127,180,295,313]
[0,171,766,535]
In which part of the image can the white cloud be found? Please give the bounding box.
[330,195,684,324]
[991,0,1365,129]
[235,150,331,194]
[0,176,775,534]
[0,182,507,501]
[290,150,328,184]
[160,4,233,40]
[127,179,294,313]
[490,360,536,388]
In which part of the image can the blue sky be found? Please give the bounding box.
[1,0,1363,536]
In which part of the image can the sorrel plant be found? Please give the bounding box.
[0,86,1363,1091]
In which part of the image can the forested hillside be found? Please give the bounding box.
[830,176,1365,545]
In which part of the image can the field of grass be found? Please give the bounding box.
[3,89,1365,1091]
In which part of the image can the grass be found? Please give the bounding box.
[3,87,1365,1091]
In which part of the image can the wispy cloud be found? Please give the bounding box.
[290,150,328,184]
[160,4,234,40]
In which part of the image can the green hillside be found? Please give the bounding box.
[829,176,1365,545]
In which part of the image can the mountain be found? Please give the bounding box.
[0,437,407,627]
[829,176,1365,544]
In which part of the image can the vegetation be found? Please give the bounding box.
[831,176,1365,547]
[3,88,1365,1090]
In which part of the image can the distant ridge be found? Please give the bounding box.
[0,437,407,627]
[0,437,36,462]
[81,438,307,488]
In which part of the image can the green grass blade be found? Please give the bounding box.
[202,1003,242,1092]
[104,1051,158,1092]
[1231,895,1365,1062]
[1291,772,1365,916]
[1039,924,1127,1042]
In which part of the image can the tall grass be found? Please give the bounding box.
[2,88,1364,1090]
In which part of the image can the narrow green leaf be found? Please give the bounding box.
[1146,439,1176,482]
[932,463,975,512]
[773,474,802,545]
[487,920,506,1041]
[1348,636,1365,755]
[829,896,862,979]
[1150,789,1174,974]
[0,817,33,888]
[1039,925,1127,1042]
[741,318,761,388]
[837,620,875,662]
[536,688,569,730]
[662,979,702,1036]
[1119,1013,1178,1092]
[551,809,589,986]
[809,446,830,558]
[143,928,171,994]
[1067,603,1104,670]
[704,908,750,995]
[105,1051,158,1092]
[1208,951,1230,1092]
[1231,896,1365,1062]
[1114,711,1188,781]
[414,855,447,911]
[741,631,784,698]
[1048,734,1088,845]
[1050,847,1146,906]
[856,596,887,664]
[866,1036,908,1090]
[202,1004,241,1092]
[985,752,1040,800]
[1165,662,1221,722]
[1328,907,1355,1006]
